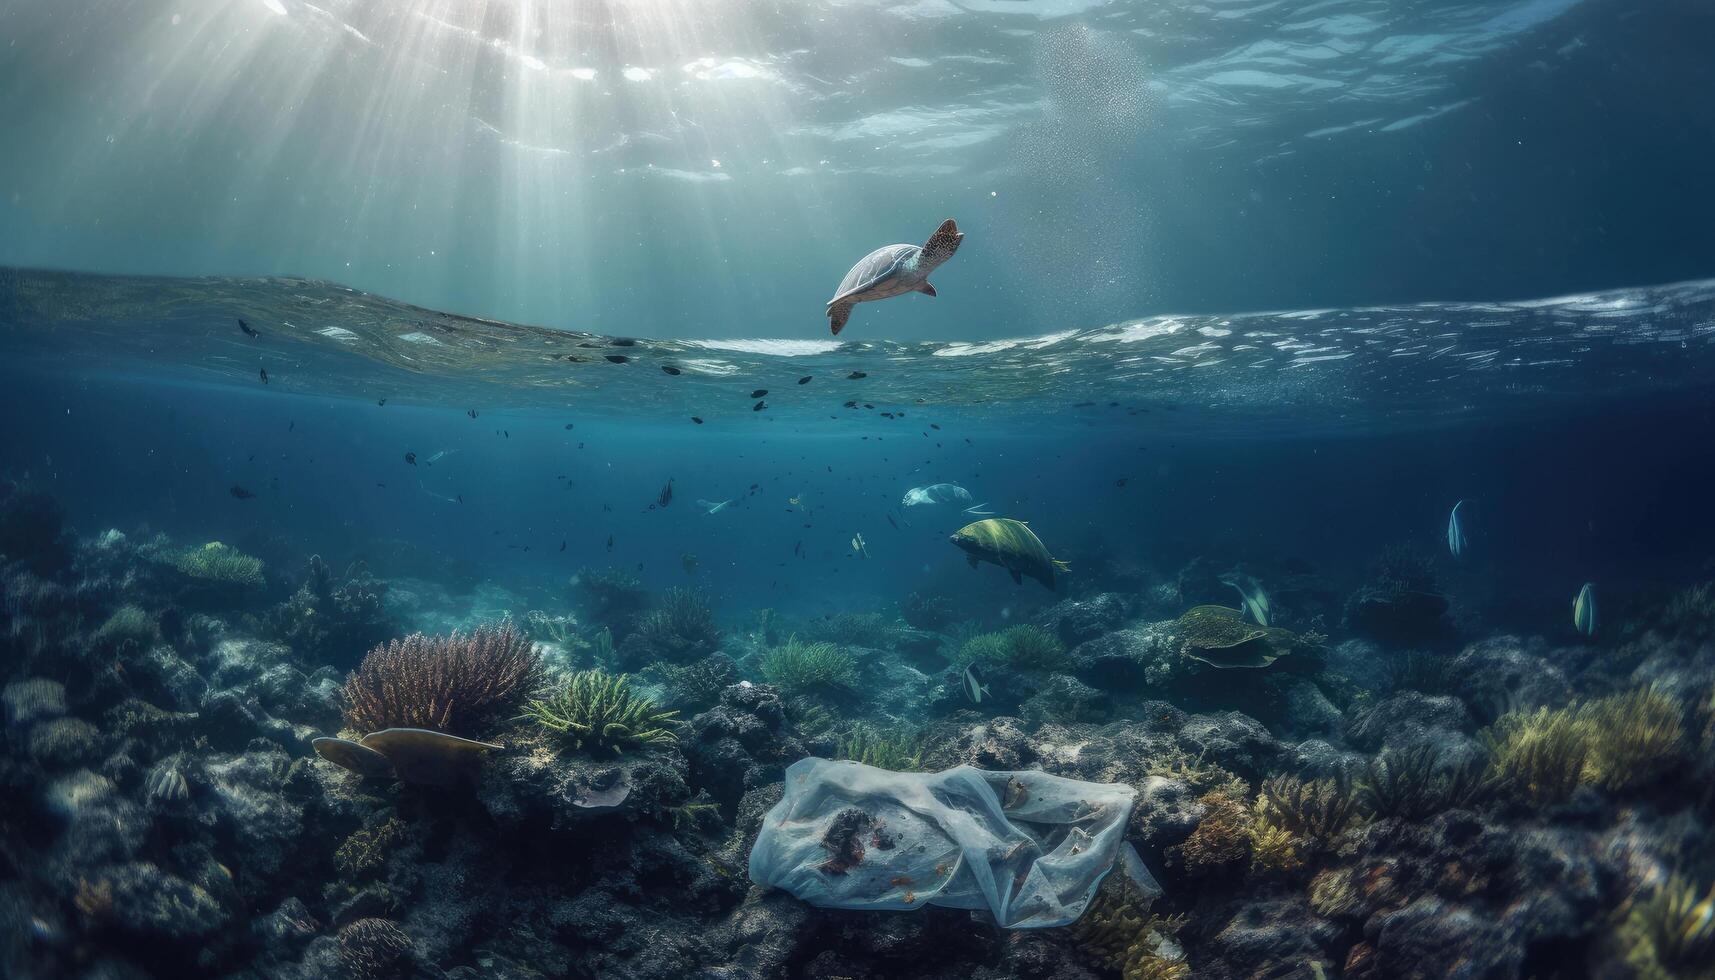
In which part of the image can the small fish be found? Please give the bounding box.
[851,532,868,558]
[1114,477,1128,488]
[1573,582,1598,636]
[886,514,899,529]
[843,401,858,409]
[753,401,767,412]
[961,663,990,704]
[1448,499,1469,559]
[681,553,699,575]
[405,452,417,465]
[798,376,812,385]
[377,398,387,407]
[456,494,464,504]
[605,355,630,364]
[259,368,269,384]
[288,421,295,432]
[657,479,674,508]
[564,423,575,430]
[750,389,768,399]
[930,423,940,430]
[691,417,704,424]
[847,371,866,380]
[229,485,255,500]
[468,409,478,419]
[559,540,567,552]
[237,318,257,338]
[661,365,682,376]
[606,534,614,552]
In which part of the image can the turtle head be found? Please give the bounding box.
[922,218,963,266]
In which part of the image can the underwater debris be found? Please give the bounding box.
[949,517,1069,591]
[343,623,541,736]
[760,635,858,696]
[518,668,679,754]
[337,917,413,980]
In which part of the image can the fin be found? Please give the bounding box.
[1010,569,1022,585]
[966,554,980,570]
[917,282,937,297]
[980,684,991,698]
[1052,559,1071,572]
[828,302,854,336]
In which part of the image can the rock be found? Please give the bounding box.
[3,677,66,729]
[1069,624,1177,690]
[1208,898,1340,977]
[1020,673,1110,725]
[1448,636,1574,716]
[479,734,687,831]
[1035,593,1135,646]
[1347,691,1479,764]
[1280,678,1345,741]
[203,750,304,879]
[27,717,105,768]
[101,861,230,940]
[1130,774,1204,847]
[685,684,807,812]
[136,645,208,711]
[1368,897,1516,978]
[45,769,117,820]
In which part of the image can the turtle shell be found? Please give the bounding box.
[829,243,918,305]
[1176,605,1292,669]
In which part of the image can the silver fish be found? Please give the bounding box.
[1220,572,1271,627]
[902,483,972,508]
[697,498,733,515]
[961,663,990,704]
[1573,582,1597,636]
[1448,499,1468,559]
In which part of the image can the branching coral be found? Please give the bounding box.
[337,918,413,980]
[169,541,265,588]
[1146,746,1249,799]
[642,654,737,712]
[837,726,924,772]
[1580,687,1685,792]
[1309,868,1362,919]
[343,623,541,736]
[265,556,395,670]
[572,566,649,629]
[1257,773,1367,840]
[759,634,857,696]
[1247,804,1303,874]
[955,624,1069,671]
[1172,791,1252,875]
[1359,744,1449,820]
[626,587,721,666]
[1480,705,1594,805]
[518,669,679,754]
[1067,872,1192,980]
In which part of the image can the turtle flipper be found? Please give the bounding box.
[917,282,937,297]
[828,301,854,336]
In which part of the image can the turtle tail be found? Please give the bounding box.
[828,301,854,336]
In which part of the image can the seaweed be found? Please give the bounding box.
[1479,705,1593,805]
[1257,772,1366,840]
[1580,687,1685,792]
[624,587,721,666]
[955,624,1069,671]
[518,668,680,753]
[837,726,924,772]
[759,634,857,696]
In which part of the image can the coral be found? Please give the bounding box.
[264,556,395,670]
[337,917,413,980]
[758,635,857,696]
[667,794,722,831]
[837,726,924,772]
[93,604,156,648]
[518,668,679,754]
[625,587,721,666]
[168,541,265,588]
[1621,873,1715,976]
[1579,687,1685,792]
[524,609,581,647]
[1172,791,1253,875]
[573,566,649,630]
[1309,868,1362,919]
[1342,544,1452,646]
[27,717,103,767]
[1359,744,1446,820]
[335,814,407,881]
[642,654,737,712]
[1661,581,1715,641]
[1068,870,1192,980]
[901,591,954,631]
[1480,705,1593,805]
[802,611,894,648]
[955,624,1069,671]
[1146,746,1249,798]
[3,677,66,728]
[343,623,541,736]
[1247,804,1303,873]
[1257,773,1366,840]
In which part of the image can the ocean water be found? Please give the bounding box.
[3,2,1715,979]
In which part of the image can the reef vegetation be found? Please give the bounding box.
[2,497,1713,980]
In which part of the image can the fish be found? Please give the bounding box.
[902,483,973,508]
[657,479,674,508]
[259,368,269,384]
[886,514,899,529]
[851,532,868,558]
[961,663,990,704]
[751,389,768,399]
[681,553,699,575]
[788,493,802,507]
[468,409,478,419]
[843,401,858,409]
[1114,477,1128,488]
[1573,583,1598,636]
[456,494,463,504]
[1448,499,1469,559]
[848,371,866,380]
[377,398,387,406]
[691,417,704,424]
[661,365,682,376]
[1220,572,1271,627]
[237,318,257,338]
[794,540,804,558]
[798,376,812,385]
[405,452,417,465]
[606,534,614,552]
[754,401,767,412]
[559,540,567,552]
[229,485,255,500]
[605,355,630,364]
[564,423,575,430]
[949,518,1069,592]
[962,503,994,516]
[698,498,733,515]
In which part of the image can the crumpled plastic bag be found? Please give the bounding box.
[749,758,1141,928]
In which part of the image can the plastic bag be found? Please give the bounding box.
[748,758,1140,928]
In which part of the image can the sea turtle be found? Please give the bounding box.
[827,218,964,335]
[1175,605,1298,668]
[950,517,1069,591]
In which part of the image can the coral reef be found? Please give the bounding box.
[955,624,1069,671]
[518,668,680,753]
[343,623,541,736]
[622,586,721,668]
[900,591,954,631]
[572,566,650,632]
[263,555,395,670]
[167,541,266,588]
[757,634,857,696]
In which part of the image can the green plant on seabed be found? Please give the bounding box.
[838,726,924,771]
[518,669,679,754]
[759,634,857,695]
